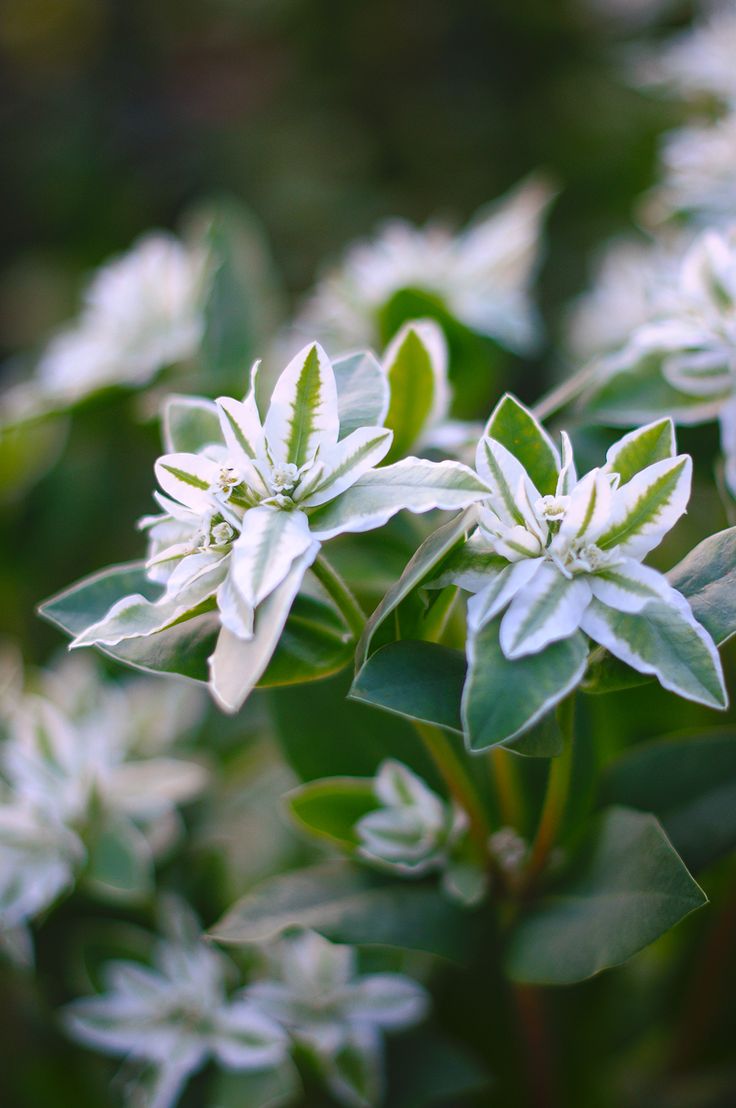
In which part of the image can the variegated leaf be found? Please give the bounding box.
[597,455,692,559]
[263,343,339,466]
[230,506,313,610]
[499,562,592,659]
[483,394,560,496]
[604,418,675,485]
[296,427,393,508]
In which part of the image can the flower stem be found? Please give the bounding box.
[532,362,597,423]
[523,695,576,888]
[412,720,491,858]
[311,554,366,640]
[489,746,524,830]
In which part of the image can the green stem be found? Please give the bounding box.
[523,695,576,888]
[489,747,524,830]
[311,554,366,639]
[412,720,491,858]
[532,362,597,423]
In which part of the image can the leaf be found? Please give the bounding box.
[260,590,355,687]
[601,731,736,871]
[385,1029,492,1108]
[162,395,222,453]
[286,777,378,851]
[505,806,707,985]
[209,861,482,961]
[351,641,465,733]
[597,455,691,560]
[581,597,726,709]
[231,507,312,609]
[332,350,389,439]
[383,320,448,463]
[356,508,476,669]
[462,619,589,750]
[264,343,339,468]
[604,418,675,484]
[209,1060,301,1108]
[307,459,488,541]
[83,818,153,902]
[484,394,559,496]
[584,526,736,694]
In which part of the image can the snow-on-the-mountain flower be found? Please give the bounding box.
[295,177,553,356]
[67,342,488,712]
[244,929,428,1108]
[588,225,736,494]
[647,113,736,226]
[65,906,289,1108]
[634,5,736,108]
[7,232,207,416]
[0,655,206,932]
[438,395,726,710]
[355,760,484,904]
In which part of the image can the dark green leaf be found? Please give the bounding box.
[485,394,559,495]
[286,777,378,851]
[351,641,465,733]
[505,806,706,984]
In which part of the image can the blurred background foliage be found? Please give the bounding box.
[5,2,736,1107]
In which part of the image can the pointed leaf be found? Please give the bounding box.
[163,396,222,454]
[383,320,448,462]
[597,455,691,559]
[333,350,389,438]
[484,394,560,495]
[231,506,312,609]
[505,806,707,985]
[604,418,675,484]
[286,778,378,851]
[463,619,588,750]
[298,426,393,508]
[499,563,592,659]
[264,343,339,466]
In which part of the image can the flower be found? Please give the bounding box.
[296,177,553,355]
[245,929,428,1107]
[590,225,736,493]
[647,113,736,226]
[0,655,207,932]
[69,342,488,712]
[64,906,288,1108]
[28,232,207,410]
[635,5,736,108]
[440,395,726,709]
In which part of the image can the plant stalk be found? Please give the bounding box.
[412,720,491,858]
[522,695,576,888]
[489,746,524,830]
[532,362,597,422]
[311,554,367,640]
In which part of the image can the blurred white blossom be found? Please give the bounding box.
[245,929,428,1107]
[296,177,553,355]
[647,113,736,226]
[635,5,736,107]
[65,906,288,1108]
[9,233,208,414]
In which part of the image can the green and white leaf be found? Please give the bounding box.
[230,506,312,610]
[483,393,560,496]
[382,319,449,463]
[604,418,675,484]
[597,454,691,559]
[332,350,389,439]
[263,343,339,467]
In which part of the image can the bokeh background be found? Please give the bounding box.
[5,2,736,1107]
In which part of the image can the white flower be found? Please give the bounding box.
[71,342,488,712]
[648,113,736,226]
[635,5,736,108]
[566,234,684,360]
[65,911,288,1108]
[0,802,83,931]
[595,226,736,492]
[445,396,726,708]
[33,232,207,407]
[245,930,428,1107]
[296,177,553,355]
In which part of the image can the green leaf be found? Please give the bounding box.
[333,350,389,439]
[209,861,481,961]
[601,731,736,871]
[485,394,559,496]
[505,806,707,985]
[197,197,285,393]
[286,777,377,852]
[383,321,446,463]
[385,1029,492,1108]
[351,641,465,733]
[463,619,588,750]
[356,508,476,668]
[209,1060,301,1108]
[259,590,354,687]
[84,818,153,902]
[584,526,736,695]
[604,418,675,484]
[162,395,222,453]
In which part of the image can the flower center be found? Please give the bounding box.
[270,462,300,494]
[562,541,611,574]
[215,465,240,495]
[535,494,570,521]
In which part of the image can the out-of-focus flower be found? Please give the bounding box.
[647,113,736,226]
[0,655,206,933]
[5,233,208,417]
[245,929,428,1107]
[65,906,288,1108]
[566,234,684,361]
[296,177,553,355]
[635,5,736,108]
[69,342,487,713]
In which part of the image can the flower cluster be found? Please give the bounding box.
[296,177,552,356]
[66,915,428,1108]
[0,655,206,940]
[437,395,726,711]
[67,341,487,711]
